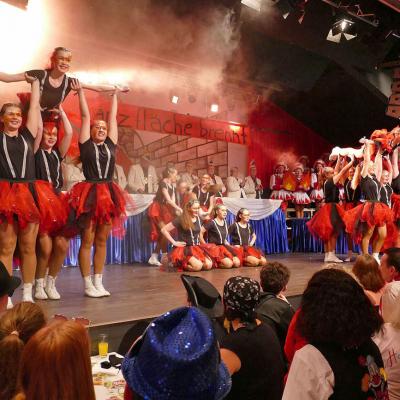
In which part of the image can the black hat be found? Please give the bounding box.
[0,261,21,297]
[181,275,224,319]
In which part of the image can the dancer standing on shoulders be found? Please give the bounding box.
[147,167,181,266]
[69,86,132,297]
[307,156,354,263]
[33,98,75,300]
[161,199,212,272]
[228,208,267,267]
[344,142,393,264]
[200,204,241,269]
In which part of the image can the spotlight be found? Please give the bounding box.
[327,18,357,43]
[210,104,219,113]
[0,0,28,10]
[241,0,262,12]
[171,95,179,104]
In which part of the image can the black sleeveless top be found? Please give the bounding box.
[193,186,211,207]
[379,184,393,207]
[344,178,361,203]
[154,181,175,204]
[313,339,388,400]
[229,222,254,246]
[360,176,380,201]
[79,137,115,181]
[392,174,400,195]
[0,128,36,181]
[324,178,339,203]
[172,217,201,245]
[27,69,72,111]
[35,147,63,190]
[204,219,229,245]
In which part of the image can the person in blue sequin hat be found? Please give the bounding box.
[122,306,231,400]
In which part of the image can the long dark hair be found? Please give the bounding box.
[235,208,248,222]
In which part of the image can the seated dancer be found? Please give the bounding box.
[200,204,241,269]
[161,199,212,272]
[307,155,354,263]
[193,174,215,220]
[69,85,132,297]
[147,167,182,266]
[0,47,119,121]
[391,146,400,246]
[309,159,325,211]
[344,141,393,263]
[228,208,267,267]
[292,163,311,218]
[0,77,52,304]
[33,100,75,300]
[270,162,290,212]
[343,163,361,262]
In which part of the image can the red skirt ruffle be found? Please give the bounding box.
[343,202,359,211]
[229,245,263,264]
[201,243,234,267]
[147,201,175,242]
[343,201,394,244]
[0,181,40,229]
[69,181,135,238]
[392,193,400,223]
[170,245,206,271]
[306,203,345,242]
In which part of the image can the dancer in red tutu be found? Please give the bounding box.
[228,208,267,267]
[0,77,41,305]
[391,146,400,246]
[193,174,215,220]
[343,142,393,263]
[70,86,131,297]
[307,155,354,263]
[310,159,325,211]
[291,163,311,218]
[161,199,213,271]
[147,167,182,266]
[200,204,241,269]
[269,162,290,213]
[32,96,76,300]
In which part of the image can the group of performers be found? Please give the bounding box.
[306,130,400,264]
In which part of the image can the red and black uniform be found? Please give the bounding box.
[391,175,400,227]
[147,181,176,242]
[35,147,68,234]
[69,137,133,237]
[169,216,206,270]
[228,222,264,263]
[343,178,361,211]
[202,219,240,267]
[344,176,393,244]
[306,178,345,242]
[193,186,212,213]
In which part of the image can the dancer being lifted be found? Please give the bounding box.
[307,156,354,263]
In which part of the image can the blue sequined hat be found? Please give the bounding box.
[122,307,231,400]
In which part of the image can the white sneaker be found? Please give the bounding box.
[22,283,34,303]
[34,279,48,300]
[324,253,343,263]
[93,274,111,297]
[148,254,162,266]
[373,254,380,265]
[84,276,104,298]
[7,297,13,309]
[45,276,61,300]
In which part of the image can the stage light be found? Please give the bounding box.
[171,95,179,104]
[210,103,219,113]
[241,0,262,12]
[327,18,357,43]
[0,0,28,10]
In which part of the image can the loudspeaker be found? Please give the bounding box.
[386,68,400,119]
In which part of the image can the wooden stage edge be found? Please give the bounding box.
[12,253,343,327]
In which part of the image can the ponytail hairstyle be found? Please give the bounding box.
[180,199,200,231]
[0,303,46,400]
[162,166,177,179]
[235,208,249,222]
[49,46,72,70]
[213,203,227,219]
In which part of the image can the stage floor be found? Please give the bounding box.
[12,253,340,326]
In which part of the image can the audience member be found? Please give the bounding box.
[243,161,263,199]
[62,156,84,191]
[373,282,400,400]
[113,163,127,190]
[352,254,386,306]
[127,155,158,194]
[207,161,226,195]
[0,302,46,400]
[255,262,295,350]
[16,320,95,400]
[122,306,231,400]
[283,269,387,400]
[180,160,199,190]
[220,276,285,400]
[380,247,400,282]
[0,261,21,311]
[226,167,246,198]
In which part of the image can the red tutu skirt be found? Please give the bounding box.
[0,180,41,229]
[343,202,360,211]
[392,194,400,225]
[307,203,345,242]
[69,181,135,238]
[170,245,206,271]
[147,201,175,242]
[200,243,234,267]
[229,245,263,265]
[343,201,394,244]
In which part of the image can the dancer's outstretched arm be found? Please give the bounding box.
[333,156,354,185]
